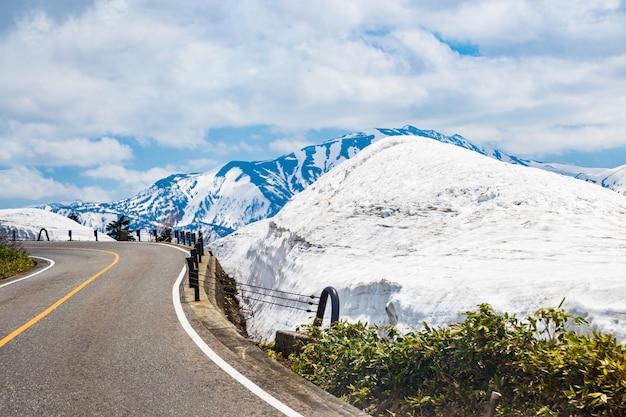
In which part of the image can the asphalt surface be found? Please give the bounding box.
[0,241,297,416]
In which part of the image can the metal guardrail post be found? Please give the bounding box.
[198,232,204,255]
[38,228,50,241]
[186,256,200,301]
[190,248,198,269]
[315,286,340,325]
[485,391,501,417]
[194,242,203,263]
[186,256,195,288]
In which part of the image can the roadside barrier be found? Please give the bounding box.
[315,286,340,325]
[186,254,200,302]
[185,238,207,302]
[37,228,50,241]
[234,282,320,315]
[218,271,340,327]
[3,224,212,243]
[187,246,204,301]
[3,227,98,241]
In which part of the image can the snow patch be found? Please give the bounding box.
[0,208,114,241]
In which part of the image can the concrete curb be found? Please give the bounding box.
[181,252,371,417]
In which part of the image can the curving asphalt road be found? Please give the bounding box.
[0,241,305,416]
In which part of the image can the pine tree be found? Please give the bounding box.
[106,215,131,241]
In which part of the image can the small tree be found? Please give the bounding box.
[157,210,179,242]
[68,212,81,223]
[106,215,132,241]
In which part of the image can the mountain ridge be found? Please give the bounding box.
[39,126,626,237]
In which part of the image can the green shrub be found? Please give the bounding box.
[290,304,626,417]
[0,243,35,279]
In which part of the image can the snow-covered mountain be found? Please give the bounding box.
[40,130,384,237]
[40,126,626,237]
[529,161,626,194]
[210,136,626,342]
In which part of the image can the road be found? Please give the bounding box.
[0,241,301,416]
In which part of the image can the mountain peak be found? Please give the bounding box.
[39,126,626,237]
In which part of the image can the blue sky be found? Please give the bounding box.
[1,0,626,208]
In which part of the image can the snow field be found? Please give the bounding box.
[212,136,626,341]
[0,208,114,241]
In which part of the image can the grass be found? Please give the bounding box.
[0,242,35,280]
[288,304,626,417]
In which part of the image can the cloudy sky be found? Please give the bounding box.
[1,0,625,208]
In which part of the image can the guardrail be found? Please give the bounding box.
[186,253,200,302]
[315,286,340,325]
[2,227,209,244]
[217,269,340,327]
[2,227,101,241]
[37,228,50,241]
[185,240,206,302]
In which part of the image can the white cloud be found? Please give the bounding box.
[269,138,314,154]
[0,166,112,202]
[0,122,133,166]
[35,137,133,167]
[82,164,174,191]
[0,0,625,195]
[185,158,220,172]
[238,141,264,154]
[429,0,542,47]
[420,1,626,56]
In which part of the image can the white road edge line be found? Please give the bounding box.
[0,256,55,289]
[169,248,305,417]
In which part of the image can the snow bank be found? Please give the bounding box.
[0,208,113,241]
[211,136,626,342]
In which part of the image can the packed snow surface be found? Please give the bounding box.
[211,136,626,342]
[0,208,113,241]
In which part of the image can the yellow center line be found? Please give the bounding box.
[0,248,120,349]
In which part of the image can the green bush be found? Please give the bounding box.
[0,243,35,279]
[290,304,626,417]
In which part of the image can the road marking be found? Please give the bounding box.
[0,256,55,289]
[0,248,119,349]
[168,245,305,417]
